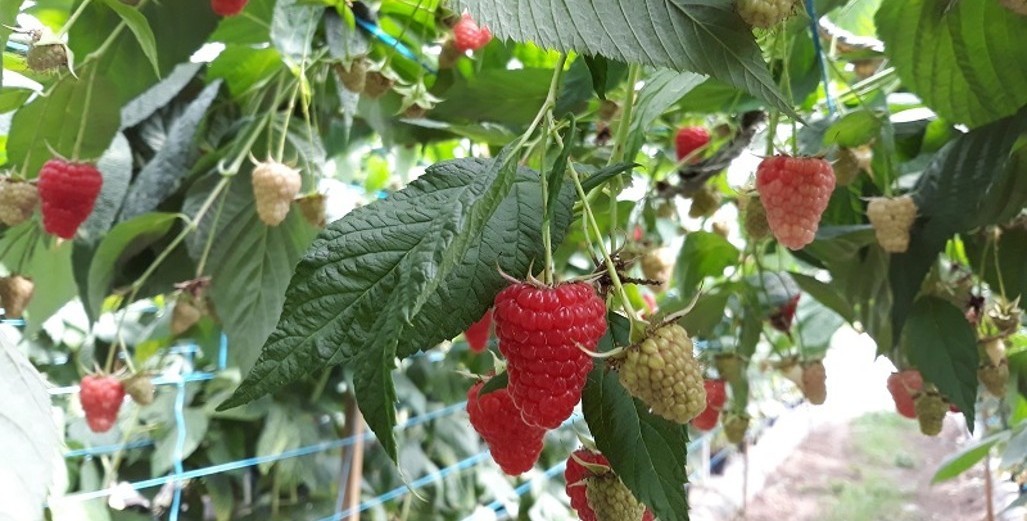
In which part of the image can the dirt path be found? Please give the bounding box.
[739,413,989,521]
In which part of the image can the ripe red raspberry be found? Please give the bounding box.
[79,375,125,433]
[37,159,103,239]
[675,126,710,163]
[755,155,835,250]
[466,378,545,475]
[252,159,301,226]
[464,308,493,353]
[887,370,923,419]
[705,378,727,409]
[768,293,800,332]
[211,0,247,16]
[493,281,607,429]
[691,404,720,431]
[565,450,653,521]
[452,13,492,52]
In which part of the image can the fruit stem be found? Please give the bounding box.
[568,162,643,341]
[71,66,98,160]
[608,64,640,166]
[194,183,229,278]
[540,116,554,285]
[56,0,94,39]
[276,78,303,162]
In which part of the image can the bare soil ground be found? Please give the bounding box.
[739,412,989,521]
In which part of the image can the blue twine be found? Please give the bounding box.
[1,318,25,327]
[352,16,437,74]
[168,373,187,521]
[64,439,155,458]
[806,0,836,116]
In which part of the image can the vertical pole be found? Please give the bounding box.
[337,392,367,521]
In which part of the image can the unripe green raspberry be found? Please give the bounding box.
[742,195,771,241]
[618,324,706,424]
[978,359,1009,397]
[715,353,745,383]
[688,185,721,218]
[585,473,646,521]
[867,195,917,253]
[914,390,946,436]
[722,411,750,444]
[736,0,797,28]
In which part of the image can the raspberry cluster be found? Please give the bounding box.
[466,378,546,475]
[493,281,607,429]
[252,160,301,226]
[755,155,836,250]
[867,195,917,253]
[618,323,706,424]
[37,159,103,239]
[452,13,492,52]
[565,449,653,521]
[80,375,126,433]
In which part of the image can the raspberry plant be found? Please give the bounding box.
[0,0,1025,519]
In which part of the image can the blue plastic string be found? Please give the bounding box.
[806,0,836,116]
[352,16,437,74]
[1,318,25,327]
[168,372,188,521]
[64,439,154,459]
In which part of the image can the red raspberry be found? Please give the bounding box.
[79,375,125,433]
[675,127,710,163]
[887,370,923,419]
[466,378,545,475]
[452,13,492,52]
[37,159,103,239]
[565,450,653,521]
[211,0,247,16]
[464,308,493,353]
[705,379,727,409]
[493,281,607,429]
[755,155,836,250]
[768,293,800,332]
[691,405,720,431]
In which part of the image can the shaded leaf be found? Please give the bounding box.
[904,297,978,431]
[457,0,791,113]
[100,0,160,77]
[120,62,203,128]
[933,431,1007,483]
[674,231,739,299]
[625,69,706,161]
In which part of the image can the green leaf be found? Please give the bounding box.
[0,0,18,86]
[678,290,729,338]
[579,162,637,192]
[69,0,219,103]
[477,371,508,397]
[207,46,282,98]
[255,403,303,475]
[932,431,1008,484]
[119,80,221,221]
[0,333,62,521]
[217,157,576,463]
[965,224,1027,302]
[270,0,322,64]
[7,69,120,175]
[184,172,316,374]
[789,271,855,322]
[823,110,883,147]
[86,213,179,318]
[583,359,690,521]
[434,68,553,126]
[876,0,1027,126]
[0,87,33,114]
[24,238,76,337]
[99,0,160,77]
[546,115,576,225]
[120,62,203,128]
[458,0,791,114]
[904,297,979,431]
[625,69,706,161]
[890,109,1027,343]
[582,54,609,99]
[151,408,209,475]
[675,231,739,299]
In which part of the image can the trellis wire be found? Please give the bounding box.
[806,0,837,116]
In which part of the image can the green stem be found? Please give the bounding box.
[71,66,98,160]
[194,183,230,278]
[57,0,93,38]
[276,79,302,161]
[608,65,640,165]
[540,114,554,285]
[569,163,642,340]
